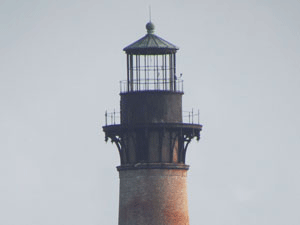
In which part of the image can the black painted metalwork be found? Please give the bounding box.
[103,123,202,165]
[103,22,202,168]
[122,23,179,93]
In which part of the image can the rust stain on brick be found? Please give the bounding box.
[163,209,189,225]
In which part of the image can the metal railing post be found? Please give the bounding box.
[181,80,183,92]
[114,109,116,124]
[192,108,194,124]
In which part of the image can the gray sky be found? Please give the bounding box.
[1,0,300,224]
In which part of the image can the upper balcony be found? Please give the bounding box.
[120,78,183,93]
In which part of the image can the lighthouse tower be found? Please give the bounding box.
[103,22,202,225]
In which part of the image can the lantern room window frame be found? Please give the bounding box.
[125,53,182,93]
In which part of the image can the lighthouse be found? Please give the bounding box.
[103,22,202,225]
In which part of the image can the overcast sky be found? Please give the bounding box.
[1,0,300,224]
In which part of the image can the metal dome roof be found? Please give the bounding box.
[123,22,179,55]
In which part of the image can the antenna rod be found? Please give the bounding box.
[149,5,151,22]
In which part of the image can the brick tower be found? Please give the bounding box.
[103,22,202,225]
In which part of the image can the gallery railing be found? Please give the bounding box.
[120,79,184,93]
[104,109,200,126]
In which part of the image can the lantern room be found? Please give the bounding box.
[121,22,182,93]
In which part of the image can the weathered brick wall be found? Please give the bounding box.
[118,169,189,225]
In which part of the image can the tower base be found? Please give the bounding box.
[118,166,190,225]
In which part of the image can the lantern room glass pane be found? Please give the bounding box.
[126,54,180,92]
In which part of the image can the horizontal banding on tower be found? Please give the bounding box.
[117,163,189,171]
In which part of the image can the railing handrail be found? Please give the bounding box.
[104,109,200,126]
[120,78,184,93]
[182,109,200,124]
[105,110,120,126]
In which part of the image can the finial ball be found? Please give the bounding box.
[146,22,155,34]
